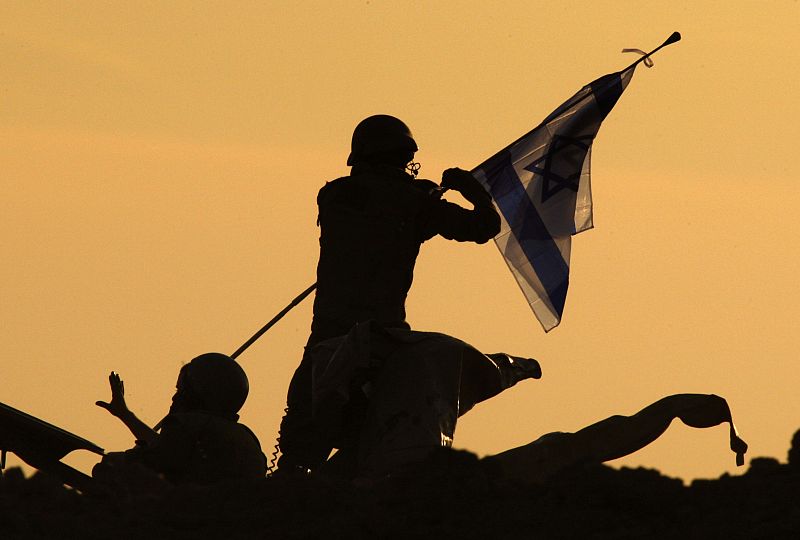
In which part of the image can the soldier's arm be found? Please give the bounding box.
[418,169,500,243]
[96,371,158,445]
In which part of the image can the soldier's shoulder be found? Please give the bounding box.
[317,176,353,204]
[235,422,265,448]
[319,176,352,192]
[162,411,203,428]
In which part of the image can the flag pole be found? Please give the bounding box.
[472,31,682,175]
[624,31,681,71]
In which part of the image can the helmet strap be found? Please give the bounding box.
[406,161,421,178]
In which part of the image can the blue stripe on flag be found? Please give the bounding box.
[474,66,637,330]
[480,150,569,318]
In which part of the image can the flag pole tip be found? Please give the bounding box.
[665,31,681,46]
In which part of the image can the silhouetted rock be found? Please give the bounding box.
[3,433,800,539]
[788,428,800,469]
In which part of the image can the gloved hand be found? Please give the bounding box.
[441,168,492,205]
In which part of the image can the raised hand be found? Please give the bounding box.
[96,371,130,419]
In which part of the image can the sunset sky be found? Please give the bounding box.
[2,1,798,482]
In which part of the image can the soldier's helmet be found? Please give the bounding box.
[347,114,418,166]
[182,353,249,415]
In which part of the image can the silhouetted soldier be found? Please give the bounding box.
[279,115,501,474]
[94,353,267,485]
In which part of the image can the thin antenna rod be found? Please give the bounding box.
[152,282,317,433]
[230,282,317,360]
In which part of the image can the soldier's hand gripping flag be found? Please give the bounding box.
[472,33,680,331]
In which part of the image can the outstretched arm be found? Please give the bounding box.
[96,371,158,445]
[419,168,500,243]
[485,394,747,484]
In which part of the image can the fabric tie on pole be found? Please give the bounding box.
[622,48,655,67]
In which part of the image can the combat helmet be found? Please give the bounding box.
[347,114,418,166]
[180,352,250,416]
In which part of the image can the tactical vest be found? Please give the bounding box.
[140,412,266,484]
[313,166,438,330]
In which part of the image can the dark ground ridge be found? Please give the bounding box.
[2,429,800,539]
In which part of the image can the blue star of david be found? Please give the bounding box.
[524,134,593,203]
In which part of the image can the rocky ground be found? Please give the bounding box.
[3,430,800,539]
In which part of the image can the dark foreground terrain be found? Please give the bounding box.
[3,431,800,539]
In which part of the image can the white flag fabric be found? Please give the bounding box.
[472,66,636,331]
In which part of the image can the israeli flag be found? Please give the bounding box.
[473,66,636,331]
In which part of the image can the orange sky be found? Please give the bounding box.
[2,1,798,482]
